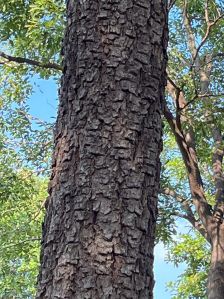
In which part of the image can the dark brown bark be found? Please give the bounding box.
[36,0,168,298]
[208,127,224,298]
[208,224,224,299]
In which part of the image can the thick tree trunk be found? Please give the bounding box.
[36,0,167,298]
[208,224,224,299]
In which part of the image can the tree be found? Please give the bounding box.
[36,1,168,298]
[158,0,224,298]
[1,0,223,297]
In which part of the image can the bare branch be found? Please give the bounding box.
[0,51,62,71]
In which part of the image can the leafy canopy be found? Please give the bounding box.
[0,0,64,297]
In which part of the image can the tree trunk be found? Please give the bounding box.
[36,0,167,298]
[208,223,224,299]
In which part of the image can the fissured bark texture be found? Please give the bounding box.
[36,0,168,298]
[208,223,224,299]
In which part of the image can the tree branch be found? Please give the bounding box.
[179,93,224,111]
[183,1,197,60]
[168,0,177,11]
[190,13,224,70]
[161,187,193,216]
[181,213,211,243]
[160,187,210,242]
[167,76,182,92]
[165,208,210,242]
[212,127,224,221]
[163,102,213,231]
[0,51,62,71]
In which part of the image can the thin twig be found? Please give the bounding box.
[179,93,224,110]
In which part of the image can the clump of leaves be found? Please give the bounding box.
[166,233,210,299]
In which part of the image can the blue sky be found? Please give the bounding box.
[28,77,58,122]
[29,77,185,299]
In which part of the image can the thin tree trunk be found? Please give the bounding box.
[208,224,224,299]
[36,1,167,298]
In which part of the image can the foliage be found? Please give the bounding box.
[0,0,64,297]
[0,73,50,296]
[166,233,209,299]
[0,0,63,175]
[158,0,224,297]
[164,0,224,205]
[0,0,64,77]
[0,98,54,174]
[0,166,47,298]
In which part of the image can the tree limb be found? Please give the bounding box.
[168,0,177,11]
[161,187,193,216]
[160,187,211,242]
[183,1,197,60]
[0,51,62,71]
[212,127,224,221]
[163,102,213,231]
[190,13,224,70]
[179,93,224,111]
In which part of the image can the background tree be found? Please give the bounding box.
[158,0,224,298]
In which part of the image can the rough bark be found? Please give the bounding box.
[208,224,224,299]
[36,0,167,298]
